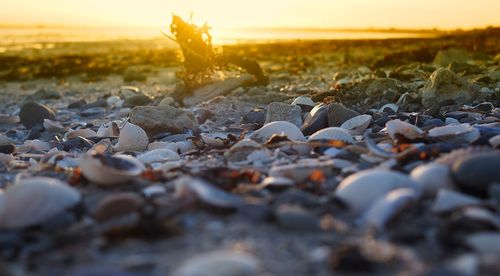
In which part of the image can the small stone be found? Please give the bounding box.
[327,103,360,127]
[19,102,56,128]
[25,88,62,101]
[264,102,302,127]
[123,94,152,108]
[93,192,144,223]
[433,48,472,67]
[158,96,175,106]
[302,104,329,135]
[451,153,500,197]
[275,204,320,231]
[421,68,478,108]
[366,78,404,101]
[67,99,87,109]
[130,105,198,135]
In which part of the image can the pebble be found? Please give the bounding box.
[421,68,477,108]
[123,94,152,108]
[130,105,198,135]
[264,102,302,127]
[19,102,56,128]
[275,204,320,231]
[327,103,360,127]
[451,153,500,197]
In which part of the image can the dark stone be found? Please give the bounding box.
[451,153,500,197]
[93,193,144,223]
[274,204,320,231]
[0,143,15,154]
[302,104,329,135]
[327,103,360,127]
[68,99,87,109]
[19,102,56,128]
[25,88,62,101]
[242,108,266,125]
[81,99,107,110]
[123,94,153,108]
[374,117,391,127]
[330,244,377,273]
[422,118,445,128]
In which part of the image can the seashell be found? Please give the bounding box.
[260,176,295,190]
[226,139,272,164]
[97,121,120,137]
[271,141,310,156]
[137,149,180,166]
[334,169,421,214]
[250,121,305,143]
[308,127,354,144]
[20,139,51,152]
[143,184,166,197]
[174,176,242,209]
[0,177,80,229]
[173,250,259,276]
[200,132,233,148]
[148,141,195,154]
[379,103,399,114]
[43,119,65,132]
[410,163,454,195]
[489,134,500,148]
[302,103,328,136]
[362,188,419,230]
[66,128,97,139]
[428,123,480,144]
[113,122,149,152]
[460,207,500,229]
[340,115,372,136]
[386,120,423,140]
[291,96,315,107]
[465,232,500,255]
[269,159,335,182]
[0,153,14,163]
[80,151,145,185]
[106,95,123,108]
[431,189,481,214]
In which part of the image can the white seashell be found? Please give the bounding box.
[489,134,500,148]
[66,128,97,139]
[0,177,80,229]
[308,127,354,144]
[97,121,119,137]
[386,120,423,140]
[157,160,183,171]
[148,141,195,154]
[200,132,232,148]
[250,121,305,142]
[465,232,500,255]
[291,96,315,107]
[269,159,335,182]
[260,176,295,189]
[137,149,180,166]
[143,184,166,197]
[428,123,479,143]
[410,163,454,195]
[174,176,242,209]
[431,189,481,214]
[334,169,421,214]
[226,139,272,164]
[173,250,259,276]
[362,188,419,230]
[80,151,145,185]
[113,122,149,152]
[379,103,399,113]
[340,115,372,136]
[43,119,65,132]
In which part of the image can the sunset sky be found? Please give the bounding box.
[1,0,499,29]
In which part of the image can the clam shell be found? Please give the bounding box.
[173,251,259,276]
[291,96,315,107]
[340,115,372,136]
[250,121,305,143]
[174,176,242,209]
[410,163,454,195]
[269,159,335,182]
[308,127,354,144]
[386,119,423,140]
[334,169,421,214]
[148,141,195,154]
[428,123,480,143]
[0,177,80,229]
[137,149,180,166]
[43,119,65,132]
[80,151,145,185]
[362,188,419,230]
[113,122,149,152]
[66,128,98,139]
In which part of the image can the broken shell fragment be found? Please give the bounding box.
[428,123,480,144]
[148,141,195,154]
[80,151,145,185]
[137,148,180,166]
[250,121,305,143]
[43,119,65,132]
[174,176,243,209]
[291,96,315,107]
[340,115,372,136]
[334,170,421,214]
[113,122,149,152]
[200,132,234,148]
[431,189,482,214]
[0,177,80,229]
[66,128,98,139]
[269,159,335,182]
[386,120,423,140]
[226,139,272,164]
[308,127,354,144]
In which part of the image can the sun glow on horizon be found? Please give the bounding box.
[1,0,500,30]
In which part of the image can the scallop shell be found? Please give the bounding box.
[137,149,180,166]
[340,115,372,136]
[410,163,455,195]
[80,151,145,185]
[113,122,149,152]
[362,188,419,230]
[66,128,98,139]
[250,121,305,143]
[0,177,80,229]
[428,123,480,143]
[386,119,423,140]
[148,141,195,154]
[269,159,335,182]
[308,127,354,144]
[334,169,421,214]
[43,119,65,132]
[291,96,315,107]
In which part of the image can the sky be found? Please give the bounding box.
[1,0,499,29]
